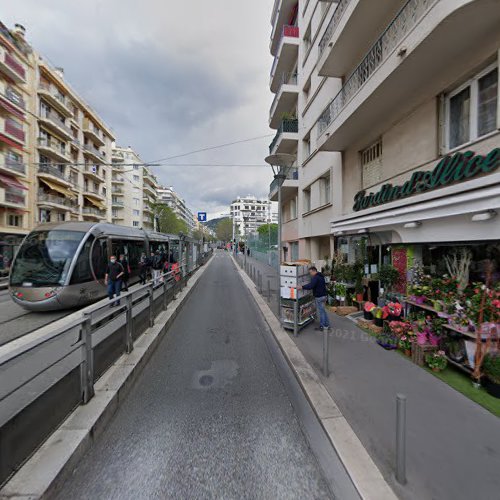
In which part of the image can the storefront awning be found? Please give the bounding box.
[39,178,74,198]
[0,173,28,190]
[84,195,105,210]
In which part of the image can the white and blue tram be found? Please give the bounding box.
[9,222,201,311]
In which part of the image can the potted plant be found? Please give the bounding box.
[336,283,346,303]
[386,302,402,321]
[376,333,398,350]
[373,307,388,327]
[482,352,500,399]
[363,301,376,320]
[353,261,364,302]
[378,264,400,296]
[399,335,413,356]
[426,350,448,372]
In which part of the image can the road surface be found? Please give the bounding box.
[56,251,332,499]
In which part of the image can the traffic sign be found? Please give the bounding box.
[197,212,207,222]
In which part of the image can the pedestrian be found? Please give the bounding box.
[139,252,148,285]
[105,255,124,307]
[119,254,130,291]
[298,266,330,331]
[151,250,164,285]
[247,247,250,257]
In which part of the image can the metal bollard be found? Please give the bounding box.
[396,394,407,484]
[125,294,134,353]
[148,284,155,328]
[322,328,329,377]
[81,313,95,403]
[163,280,168,310]
[258,271,262,293]
[293,300,299,337]
[267,280,271,301]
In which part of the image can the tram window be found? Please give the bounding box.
[128,241,146,270]
[70,236,94,285]
[91,238,108,280]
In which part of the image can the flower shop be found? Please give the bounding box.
[322,239,500,400]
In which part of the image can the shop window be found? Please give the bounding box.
[361,140,383,189]
[445,64,498,150]
[7,214,22,227]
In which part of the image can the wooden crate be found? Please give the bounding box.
[412,343,437,366]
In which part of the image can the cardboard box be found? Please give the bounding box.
[280,286,310,300]
[280,264,309,277]
[280,275,309,288]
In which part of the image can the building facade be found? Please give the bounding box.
[269,1,500,276]
[230,195,278,239]
[111,145,158,230]
[157,186,195,233]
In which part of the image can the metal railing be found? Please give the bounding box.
[318,0,353,58]
[269,119,298,153]
[38,137,69,157]
[84,144,105,159]
[39,109,73,135]
[38,191,76,208]
[0,252,213,485]
[4,189,25,205]
[0,154,25,175]
[4,88,25,109]
[38,163,69,181]
[82,206,105,216]
[317,0,435,136]
[38,82,69,107]
[270,72,298,120]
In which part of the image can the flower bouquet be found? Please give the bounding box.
[386,301,403,321]
[373,306,389,327]
[363,301,376,320]
[426,350,448,372]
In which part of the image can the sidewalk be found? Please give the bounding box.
[241,255,500,500]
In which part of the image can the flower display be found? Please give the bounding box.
[386,302,402,317]
[426,350,448,372]
[364,301,376,313]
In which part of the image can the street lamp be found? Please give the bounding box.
[265,153,296,321]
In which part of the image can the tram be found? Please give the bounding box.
[9,222,201,311]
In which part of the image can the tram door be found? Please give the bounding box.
[110,239,146,282]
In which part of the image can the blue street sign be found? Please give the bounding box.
[197,212,207,222]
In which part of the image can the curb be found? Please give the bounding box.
[0,257,213,500]
[231,255,397,500]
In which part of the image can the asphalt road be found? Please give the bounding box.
[0,289,71,346]
[56,251,332,500]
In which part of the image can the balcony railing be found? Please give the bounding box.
[38,191,75,207]
[38,164,69,181]
[1,154,25,175]
[38,82,69,107]
[269,167,298,195]
[84,164,104,178]
[4,52,25,80]
[39,109,73,135]
[318,0,353,58]
[5,188,25,205]
[269,119,298,153]
[83,187,104,197]
[84,144,105,159]
[83,207,105,216]
[112,199,124,206]
[111,187,123,194]
[38,137,68,157]
[4,88,25,109]
[317,0,435,136]
[270,25,299,77]
[270,72,298,119]
[5,118,24,142]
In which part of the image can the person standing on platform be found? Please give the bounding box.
[298,267,330,332]
[119,254,130,291]
[105,255,124,307]
[139,252,148,285]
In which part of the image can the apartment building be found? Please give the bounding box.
[230,195,278,238]
[0,23,33,267]
[270,1,500,276]
[157,186,195,232]
[311,0,500,286]
[268,0,339,267]
[111,145,157,230]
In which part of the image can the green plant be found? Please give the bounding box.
[483,353,500,384]
[426,351,448,371]
[281,111,297,121]
[353,260,364,294]
[336,283,347,298]
[378,264,400,291]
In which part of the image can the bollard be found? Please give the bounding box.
[322,327,329,377]
[258,271,262,293]
[125,294,134,353]
[396,394,407,485]
[81,313,95,403]
[163,280,168,310]
[293,300,299,337]
[267,280,271,301]
[148,284,155,328]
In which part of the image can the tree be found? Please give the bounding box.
[216,218,233,242]
[192,228,205,242]
[257,223,278,247]
[153,204,189,235]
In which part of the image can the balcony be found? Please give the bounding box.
[112,150,125,162]
[38,109,74,141]
[83,164,105,183]
[269,119,298,155]
[83,118,105,147]
[143,183,156,197]
[82,207,106,219]
[143,204,154,214]
[0,85,26,116]
[1,117,25,145]
[112,176,124,184]
[316,0,500,151]
[83,144,106,164]
[112,213,124,221]
[270,0,299,55]
[111,199,124,207]
[83,187,105,202]
[37,137,71,163]
[0,152,26,178]
[143,171,158,187]
[37,82,72,117]
[0,187,25,208]
[0,46,26,84]
[269,72,298,129]
[269,167,299,202]
[38,164,73,187]
[317,0,404,78]
[37,191,76,210]
[111,186,124,195]
[270,25,299,93]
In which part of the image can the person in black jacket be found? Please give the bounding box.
[298,267,330,331]
[105,255,124,307]
[119,254,130,291]
[139,252,148,285]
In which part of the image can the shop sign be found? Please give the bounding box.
[353,148,499,212]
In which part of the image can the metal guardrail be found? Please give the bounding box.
[269,119,298,154]
[318,0,353,58]
[317,0,435,137]
[0,251,213,485]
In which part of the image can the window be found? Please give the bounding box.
[361,140,383,189]
[133,198,140,206]
[56,212,66,222]
[133,221,140,227]
[133,209,140,216]
[133,175,140,182]
[39,209,51,223]
[303,188,311,213]
[303,136,311,161]
[446,64,498,150]
[290,196,297,220]
[320,173,331,206]
[8,214,22,227]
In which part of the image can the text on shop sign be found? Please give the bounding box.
[353,148,499,212]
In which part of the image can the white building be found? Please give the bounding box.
[157,186,195,232]
[230,195,278,238]
[111,145,157,230]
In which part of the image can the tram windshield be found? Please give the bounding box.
[10,230,86,287]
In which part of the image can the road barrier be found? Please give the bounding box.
[0,251,212,486]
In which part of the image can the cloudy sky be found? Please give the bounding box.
[1,0,275,219]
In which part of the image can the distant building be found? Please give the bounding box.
[230,195,278,238]
[157,186,194,232]
[111,146,158,230]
